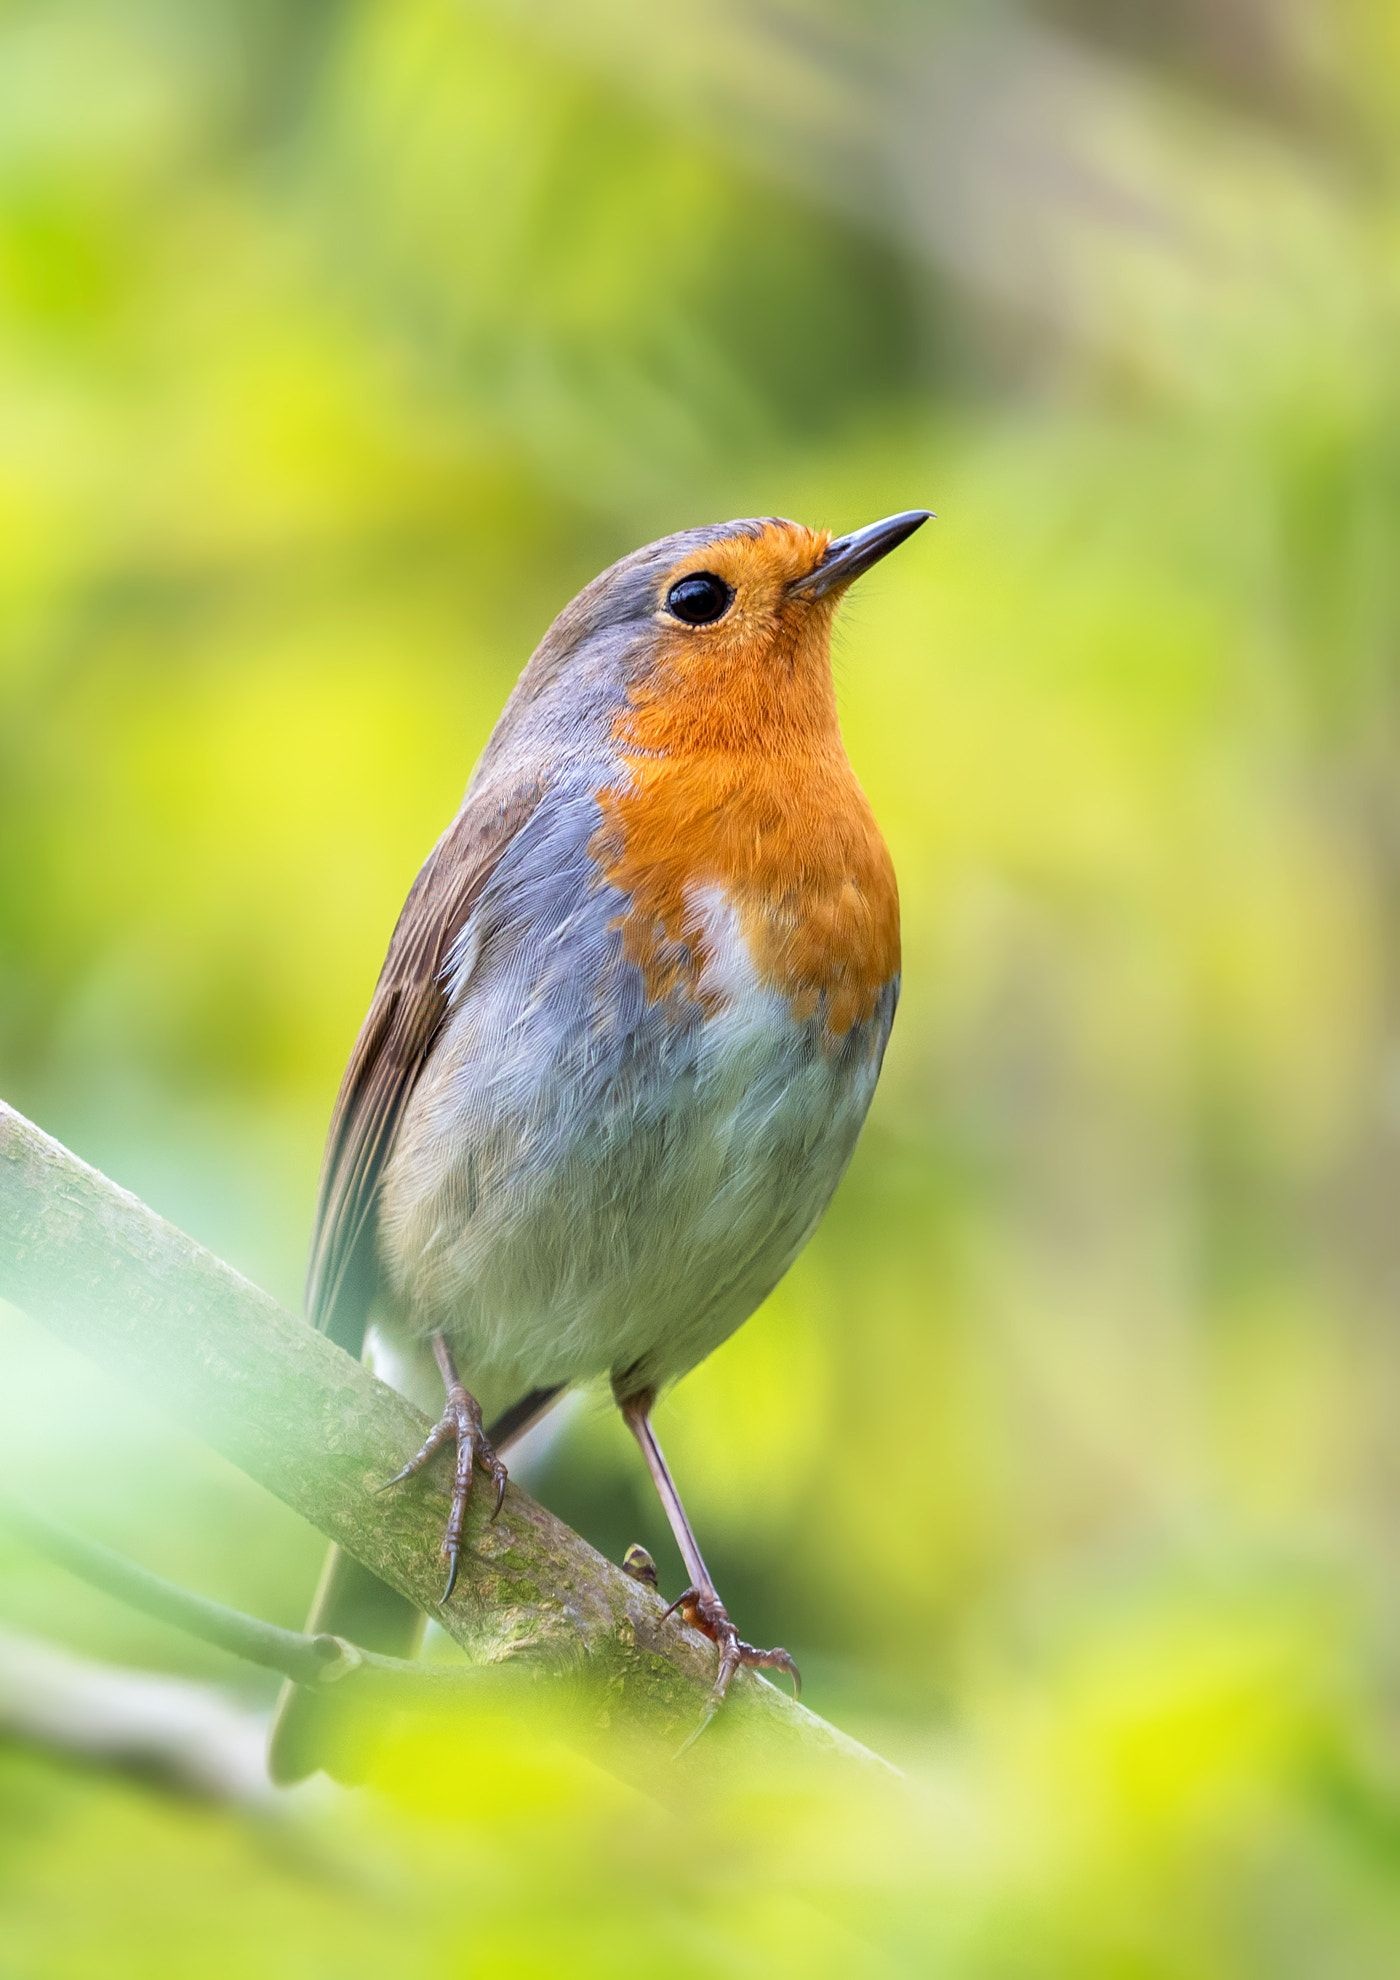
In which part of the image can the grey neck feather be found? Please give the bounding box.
[464,519,788,796]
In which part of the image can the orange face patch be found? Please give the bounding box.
[591,521,900,1043]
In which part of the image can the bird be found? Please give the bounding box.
[268,508,929,1782]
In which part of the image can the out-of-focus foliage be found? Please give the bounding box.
[2,0,1399,1972]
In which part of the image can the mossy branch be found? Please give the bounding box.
[0,1102,887,1774]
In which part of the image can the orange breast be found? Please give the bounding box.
[590,556,899,1044]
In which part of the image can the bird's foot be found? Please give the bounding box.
[665,1584,800,1749]
[378,1380,508,1603]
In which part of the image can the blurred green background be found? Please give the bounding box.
[2,0,1398,1973]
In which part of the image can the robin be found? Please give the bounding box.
[269,510,929,1781]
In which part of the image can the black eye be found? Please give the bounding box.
[665,571,734,626]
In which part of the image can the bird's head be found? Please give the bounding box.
[484,512,931,771]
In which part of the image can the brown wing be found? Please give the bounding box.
[306,778,543,1355]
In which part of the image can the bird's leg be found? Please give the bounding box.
[379,1331,507,1603]
[617,1388,800,1747]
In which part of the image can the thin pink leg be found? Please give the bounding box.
[618,1389,800,1744]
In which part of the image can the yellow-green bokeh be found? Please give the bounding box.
[2,1,1398,1973]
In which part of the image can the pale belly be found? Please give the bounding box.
[375,889,894,1420]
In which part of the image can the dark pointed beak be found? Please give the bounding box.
[790,508,933,599]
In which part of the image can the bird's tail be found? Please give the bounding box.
[266,1544,424,1786]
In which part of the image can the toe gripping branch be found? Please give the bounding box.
[379,1375,508,1603]
[665,1584,801,1751]
[621,1545,802,1750]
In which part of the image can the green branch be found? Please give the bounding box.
[0,1102,888,1775]
[0,1497,504,1705]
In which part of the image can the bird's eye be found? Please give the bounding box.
[665,572,734,626]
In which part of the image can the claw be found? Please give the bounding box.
[375,1344,507,1606]
[677,1693,724,1756]
[378,1415,454,1494]
[663,1583,801,1748]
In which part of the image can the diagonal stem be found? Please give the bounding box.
[0,1495,497,1705]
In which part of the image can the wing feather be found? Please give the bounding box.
[306,779,544,1354]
